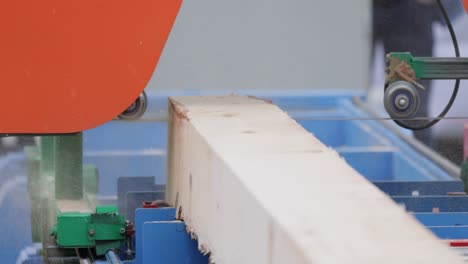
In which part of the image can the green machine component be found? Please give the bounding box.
[50,205,127,256]
[25,134,100,243]
[383,52,468,123]
[24,133,136,262]
[386,52,468,88]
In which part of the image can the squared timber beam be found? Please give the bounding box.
[167,95,462,264]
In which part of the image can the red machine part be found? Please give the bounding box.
[449,240,468,247]
[142,202,158,209]
[464,0,468,13]
[142,200,170,208]
[0,1,182,134]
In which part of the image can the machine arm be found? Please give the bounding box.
[386,52,468,83]
[382,0,467,129]
[383,52,468,122]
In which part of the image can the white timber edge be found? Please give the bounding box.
[166,95,463,264]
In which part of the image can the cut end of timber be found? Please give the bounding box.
[169,97,190,120]
[167,95,464,264]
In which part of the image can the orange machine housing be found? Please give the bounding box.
[0,1,182,134]
[465,0,468,13]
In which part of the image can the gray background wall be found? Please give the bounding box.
[146,0,371,91]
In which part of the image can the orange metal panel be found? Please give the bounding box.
[0,0,182,134]
[464,0,468,13]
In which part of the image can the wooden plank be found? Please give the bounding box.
[167,95,463,264]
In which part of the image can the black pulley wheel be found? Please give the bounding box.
[118,91,148,120]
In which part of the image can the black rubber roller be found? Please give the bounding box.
[384,81,420,120]
[118,91,148,120]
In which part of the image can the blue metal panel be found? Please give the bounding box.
[299,120,345,147]
[392,154,439,181]
[414,213,468,226]
[142,221,209,264]
[393,196,468,213]
[344,121,388,148]
[298,120,387,149]
[339,151,394,181]
[428,226,468,240]
[375,181,464,196]
[133,208,176,264]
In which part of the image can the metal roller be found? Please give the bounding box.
[118,91,148,120]
[384,81,420,120]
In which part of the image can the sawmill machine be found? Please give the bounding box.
[1,0,468,263]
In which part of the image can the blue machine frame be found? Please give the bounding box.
[3,90,466,263]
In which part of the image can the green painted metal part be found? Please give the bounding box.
[55,134,83,200]
[25,134,99,244]
[40,136,56,176]
[50,205,126,256]
[24,133,123,260]
[387,52,468,83]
